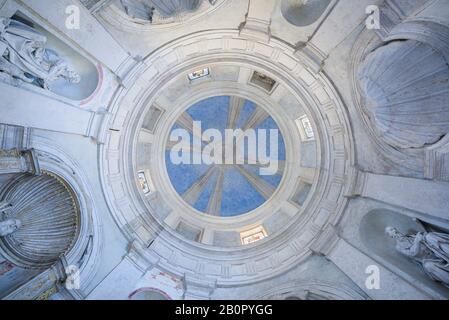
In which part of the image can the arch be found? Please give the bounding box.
[0,140,103,299]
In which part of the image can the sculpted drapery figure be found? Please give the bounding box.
[120,0,155,21]
[0,201,20,237]
[386,226,449,287]
[120,0,215,21]
[0,17,80,89]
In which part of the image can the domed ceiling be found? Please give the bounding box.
[165,95,286,217]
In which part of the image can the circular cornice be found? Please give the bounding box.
[99,29,355,285]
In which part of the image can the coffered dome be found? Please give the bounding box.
[2,0,449,302]
[100,29,353,286]
[165,95,286,217]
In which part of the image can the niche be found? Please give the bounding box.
[2,13,99,101]
[360,209,449,295]
[281,0,332,27]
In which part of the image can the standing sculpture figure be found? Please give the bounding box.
[386,226,449,287]
[120,0,155,21]
[120,0,217,20]
[0,17,80,89]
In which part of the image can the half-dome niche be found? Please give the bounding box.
[119,0,204,20]
[0,172,80,269]
[281,0,332,27]
[358,40,449,149]
[360,210,449,296]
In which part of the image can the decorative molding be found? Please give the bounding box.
[80,0,114,13]
[425,136,449,181]
[183,274,217,300]
[294,42,328,74]
[385,20,449,64]
[310,225,340,257]
[3,260,65,300]
[127,239,160,273]
[374,0,403,39]
[240,17,272,42]
[345,167,368,198]
[0,148,40,175]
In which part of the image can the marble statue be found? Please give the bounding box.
[0,17,81,89]
[120,0,215,20]
[151,0,201,17]
[120,0,155,21]
[0,219,21,237]
[386,226,449,287]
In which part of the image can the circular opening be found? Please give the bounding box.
[165,95,286,217]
